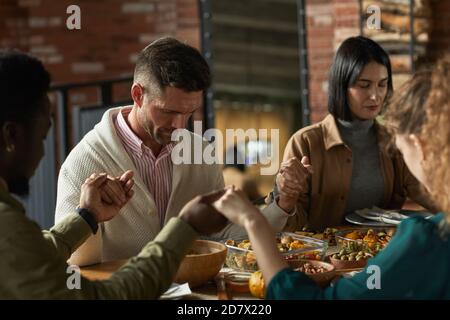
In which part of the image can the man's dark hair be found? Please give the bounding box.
[0,49,51,126]
[134,37,211,94]
[328,36,393,121]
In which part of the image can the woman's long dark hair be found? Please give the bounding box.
[328,36,393,121]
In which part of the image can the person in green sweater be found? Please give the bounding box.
[0,49,228,299]
[213,55,450,299]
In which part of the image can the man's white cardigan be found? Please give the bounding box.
[55,107,291,266]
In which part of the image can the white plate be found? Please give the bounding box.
[345,213,394,227]
[345,210,434,227]
[355,207,408,225]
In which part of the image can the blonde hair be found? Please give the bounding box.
[384,55,450,219]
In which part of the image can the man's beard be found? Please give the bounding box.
[142,121,171,146]
[8,176,30,196]
[138,110,168,146]
[154,129,173,146]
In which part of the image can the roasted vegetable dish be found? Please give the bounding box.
[225,233,327,272]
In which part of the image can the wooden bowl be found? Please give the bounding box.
[174,240,227,288]
[328,255,368,270]
[287,259,336,288]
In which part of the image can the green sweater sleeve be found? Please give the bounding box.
[42,211,93,262]
[0,211,197,299]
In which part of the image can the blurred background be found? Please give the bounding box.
[1,0,449,228]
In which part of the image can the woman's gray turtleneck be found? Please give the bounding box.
[337,118,384,214]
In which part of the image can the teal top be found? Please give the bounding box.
[267,214,450,299]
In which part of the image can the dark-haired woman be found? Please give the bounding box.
[273,36,438,231]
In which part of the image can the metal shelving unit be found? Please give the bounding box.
[359,0,417,74]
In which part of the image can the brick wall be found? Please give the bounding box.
[333,0,360,49]
[1,0,449,125]
[306,0,360,123]
[0,0,202,156]
[306,1,333,123]
[0,0,200,105]
[0,0,29,49]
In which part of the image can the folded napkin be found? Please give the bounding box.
[160,283,191,300]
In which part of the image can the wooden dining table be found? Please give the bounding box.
[80,256,367,300]
[79,247,365,300]
[80,204,426,300]
[80,259,256,300]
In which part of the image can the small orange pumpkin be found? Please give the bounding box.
[249,270,265,299]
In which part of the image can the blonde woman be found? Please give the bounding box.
[214,55,450,299]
